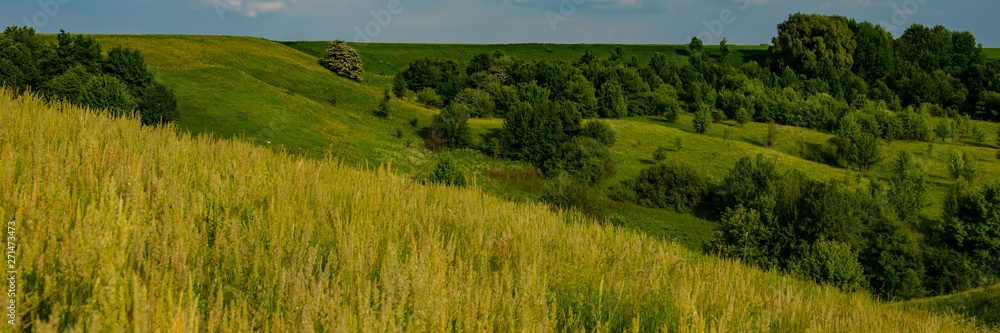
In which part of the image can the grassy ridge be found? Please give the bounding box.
[900,284,1000,329]
[0,89,981,331]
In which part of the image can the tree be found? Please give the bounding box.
[452,88,495,117]
[889,151,926,222]
[771,14,857,76]
[319,40,364,81]
[935,118,955,143]
[693,109,711,134]
[392,74,408,98]
[78,73,135,115]
[136,82,179,125]
[847,132,883,173]
[719,37,731,63]
[688,36,704,58]
[42,64,91,102]
[734,107,752,127]
[938,182,1000,281]
[432,103,471,149]
[649,84,682,122]
[948,149,977,181]
[708,205,780,269]
[374,89,391,118]
[559,136,613,183]
[102,46,151,93]
[428,155,466,186]
[597,80,627,118]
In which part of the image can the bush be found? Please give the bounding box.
[427,156,466,186]
[416,88,443,108]
[653,145,669,162]
[707,205,780,269]
[392,74,408,98]
[540,172,603,214]
[559,136,613,184]
[580,120,616,147]
[319,40,364,81]
[693,109,711,134]
[621,160,710,213]
[788,240,868,293]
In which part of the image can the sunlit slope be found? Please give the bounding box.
[899,284,1000,329]
[0,90,982,331]
[87,34,433,163]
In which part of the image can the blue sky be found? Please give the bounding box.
[2,0,997,46]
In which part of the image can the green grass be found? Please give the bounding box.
[983,48,1000,59]
[1,88,983,332]
[899,284,1000,329]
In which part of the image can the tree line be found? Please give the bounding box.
[0,26,178,125]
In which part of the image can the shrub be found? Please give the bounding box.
[558,137,613,184]
[788,240,868,293]
[392,74,408,98]
[319,40,364,81]
[540,172,603,214]
[653,145,669,162]
[693,109,710,134]
[707,205,780,269]
[580,120,616,147]
[621,160,710,213]
[416,88,442,108]
[427,156,466,186]
[935,118,954,143]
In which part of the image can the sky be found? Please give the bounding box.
[1,0,997,46]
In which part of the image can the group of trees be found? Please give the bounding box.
[0,26,178,125]
[386,15,1000,299]
[610,153,997,300]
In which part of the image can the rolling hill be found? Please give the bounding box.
[0,85,984,331]
[17,34,998,328]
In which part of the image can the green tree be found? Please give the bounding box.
[719,38,731,63]
[374,89,392,118]
[392,74,408,98]
[42,64,91,102]
[559,136,613,183]
[888,151,926,222]
[688,36,704,58]
[597,81,627,118]
[136,82,179,125]
[432,103,471,149]
[847,132,883,173]
[693,109,711,134]
[771,14,857,76]
[708,205,780,269]
[734,107,752,127]
[948,149,977,181]
[938,182,1000,281]
[102,46,151,93]
[78,73,135,115]
[649,84,682,122]
[319,40,364,81]
[452,88,495,117]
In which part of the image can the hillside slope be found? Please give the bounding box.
[0,89,983,331]
[87,34,433,165]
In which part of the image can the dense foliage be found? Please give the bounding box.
[319,40,364,81]
[0,27,179,124]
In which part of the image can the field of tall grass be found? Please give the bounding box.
[0,89,987,331]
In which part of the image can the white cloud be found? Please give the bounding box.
[201,0,293,18]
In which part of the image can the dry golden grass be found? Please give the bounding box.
[0,89,984,332]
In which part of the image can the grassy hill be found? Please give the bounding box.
[0,88,984,331]
[82,35,1000,251]
[900,284,1000,329]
